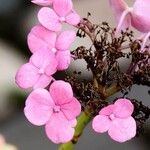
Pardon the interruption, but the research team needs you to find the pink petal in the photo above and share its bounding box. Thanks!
[49,80,73,105]
[53,0,73,17]
[131,13,150,33]
[114,99,134,118]
[99,105,114,116]
[33,74,52,89]
[45,62,58,76]
[108,117,136,143]
[92,115,111,133]
[69,119,77,127]
[30,47,57,71]
[61,97,81,120]
[15,63,39,89]
[56,30,76,50]
[38,7,62,32]
[66,11,80,26]
[56,50,71,71]
[109,0,131,32]
[27,25,57,53]
[117,11,131,33]
[45,112,75,144]
[109,0,128,23]
[132,0,150,33]
[24,89,54,126]
[32,0,53,6]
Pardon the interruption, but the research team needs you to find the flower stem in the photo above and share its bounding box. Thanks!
[58,81,122,150]
[58,110,92,150]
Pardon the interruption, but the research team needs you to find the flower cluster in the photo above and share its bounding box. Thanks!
[15,0,81,144]
[15,0,150,147]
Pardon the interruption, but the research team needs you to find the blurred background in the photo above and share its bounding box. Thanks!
[0,0,149,149]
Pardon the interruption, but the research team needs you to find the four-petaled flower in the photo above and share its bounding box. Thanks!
[110,0,150,51]
[92,98,136,143]
[28,25,76,70]
[38,0,80,32]
[15,48,58,89]
[24,80,81,143]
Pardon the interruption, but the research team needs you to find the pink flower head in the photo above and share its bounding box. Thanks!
[92,98,136,143]
[28,25,76,70]
[24,80,81,143]
[38,0,80,31]
[32,0,53,6]
[110,0,150,33]
[110,0,150,51]
[15,48,58,89]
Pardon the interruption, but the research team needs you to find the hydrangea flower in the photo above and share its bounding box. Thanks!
[28,25,76,70]
[32,0,53,6]
[109,0,130,32]
[38,0,80,31]
[24,80,81,143]
[15,48,58,89]
[110,0,150,51]
[92,98,136,143]
[110,0,150,33]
